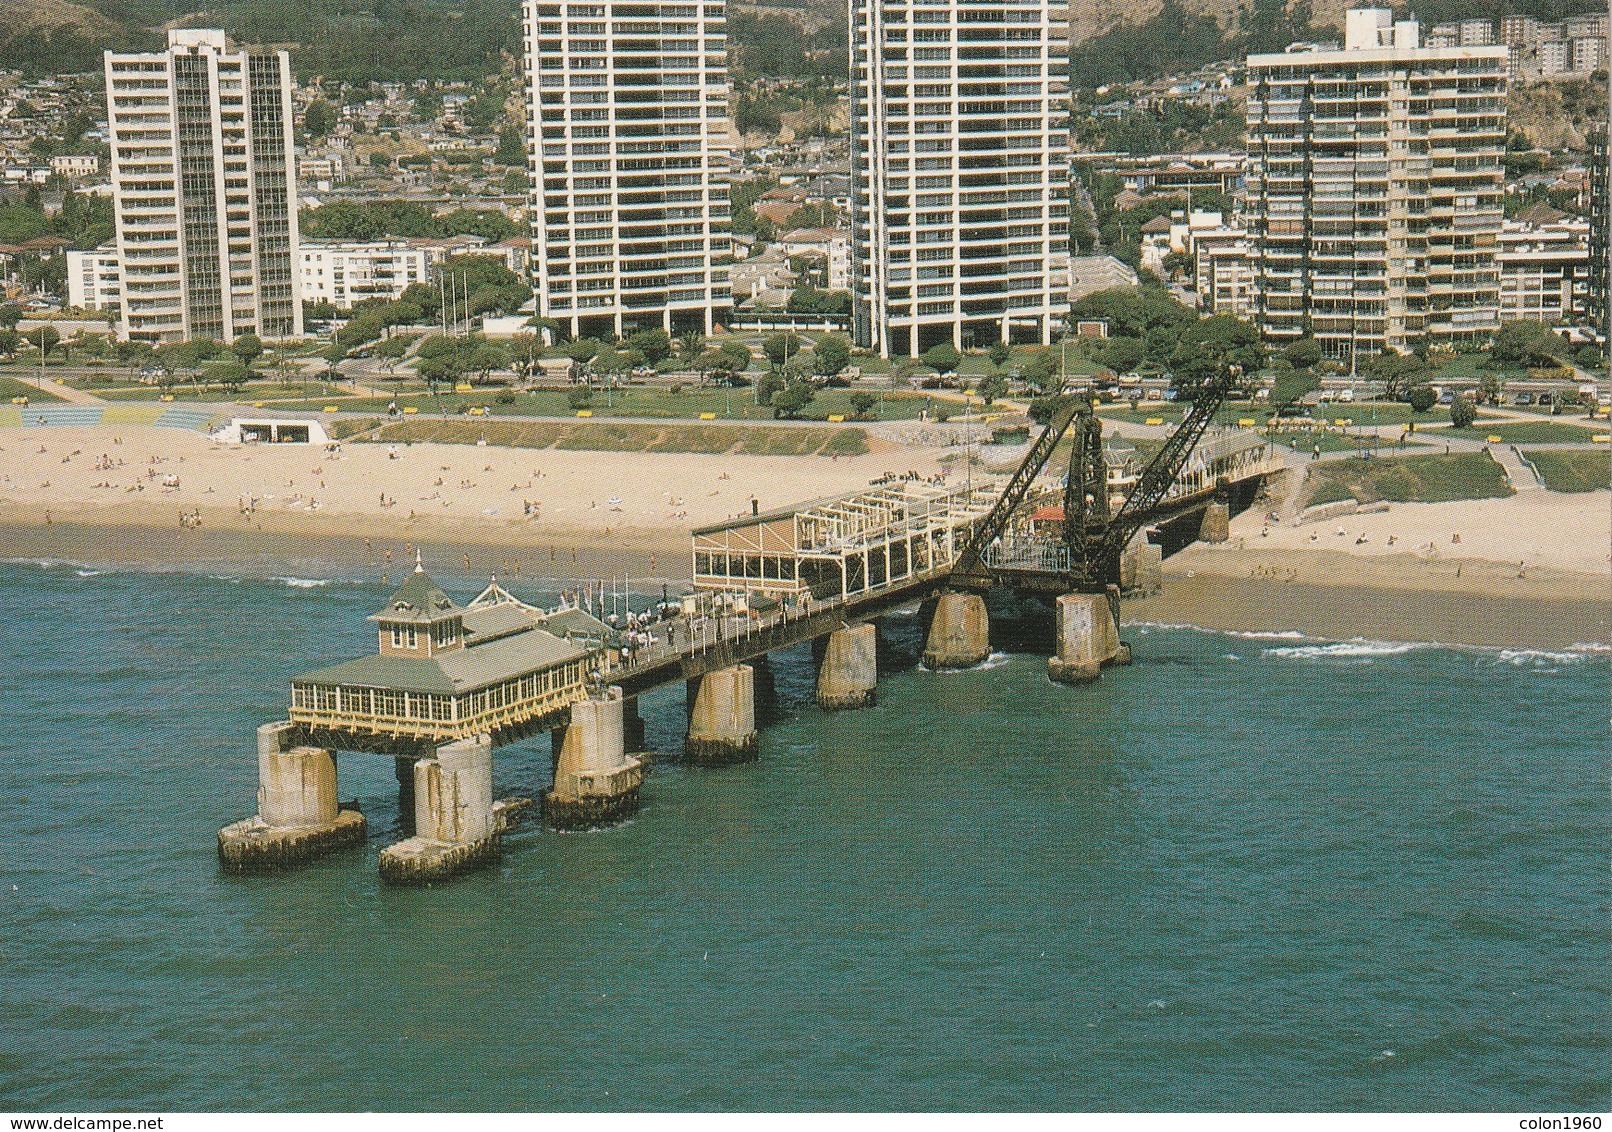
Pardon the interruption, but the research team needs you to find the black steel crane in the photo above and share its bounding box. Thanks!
[951,365,1245,593]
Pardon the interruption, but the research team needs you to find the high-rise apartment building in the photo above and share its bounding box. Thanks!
[850,0,1070,358]
[523,0,733,339]
[1589,126,1608,337]
[1245,8,1507,358]
[104,30,301,344]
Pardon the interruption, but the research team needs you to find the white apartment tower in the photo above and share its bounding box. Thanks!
[523,0,733,339]
[104,30,302,344]
[1245,9,1507,357]
[851,0,1070,358]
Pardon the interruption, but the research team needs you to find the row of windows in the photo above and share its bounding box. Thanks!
[292,658,592,726]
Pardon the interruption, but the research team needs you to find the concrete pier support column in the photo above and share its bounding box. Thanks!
[686,664,759,765]
[378,734,503,885]
[218,721,367,872]
[623,696,647,756]
[1121,541,1163,596]
[751,654,779,726]
[1199,501,1230,544]
[922,590,990,670]
[1047,592,1122,685]
[544,687,649,830]
[395,755,417,835]
[817,622,878,710]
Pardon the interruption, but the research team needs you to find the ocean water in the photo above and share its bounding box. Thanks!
[0,561,1607,1112]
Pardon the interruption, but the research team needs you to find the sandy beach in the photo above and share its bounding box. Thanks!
[2,424,1608,649]
[0,424,950,580]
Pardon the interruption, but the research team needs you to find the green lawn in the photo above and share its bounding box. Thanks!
[0,377,67,403]
[1303,451,1512,504]
[359,418,870,457]
[1454,420,1605,444]
[1525,449,1611,493]
[1307,402,1460,426]
[325,386,934,423]
[1268,429,1361,454]
[98,381,352,403]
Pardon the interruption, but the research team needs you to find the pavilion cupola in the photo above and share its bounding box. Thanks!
[368,554,465,657]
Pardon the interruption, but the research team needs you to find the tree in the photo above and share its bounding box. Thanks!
[764,332,802,369]
[302,100,336,141]
[567,386,593,409]
[1168,314,1264,400]
[678,330,707,363]
[1069,286,1197,341]
[922,342,963,374]
[693,348,726,378]
[0,303,21,330]
[509,332,541,377]
[1477,373,1502,405]
[812,333,851,377]
[1573,342,1605,370]
[772,382,815,419]
[977,373,1009,405]
[988,341,1012,368]
[416,355,462,391]
[1449,395,1477,429]
[1098,335,1147,374]
[0,329,19,357]
[231,333,264,372]
[1270,369,1320,410]
[719,340,752,373]
[26,325,59,359]
[1283,338,1323,370]
[756,371,785,406]
[1027,395,1070,425]
[466,342,510,382]
[215,363,250,394]
[625,328,672,365]
[1489,320,1564,369]
[1406,385,1437,413]
[563,337,604,364]
[495,127,525,166]
[590,346,630,376]
[849,390,878,419]
[1019,349,1058,391]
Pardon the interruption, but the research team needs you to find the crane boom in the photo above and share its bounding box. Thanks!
[950,397,1081,589]
[1072,365,1245,590]
[948,364,1246,594]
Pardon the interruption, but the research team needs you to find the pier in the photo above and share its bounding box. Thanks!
[220,398,1281,884]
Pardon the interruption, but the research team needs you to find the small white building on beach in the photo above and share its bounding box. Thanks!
[212,417,333,446]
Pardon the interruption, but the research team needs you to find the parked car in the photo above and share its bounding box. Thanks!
[1513,392,1535,406]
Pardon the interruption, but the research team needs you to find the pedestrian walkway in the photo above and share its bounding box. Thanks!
[1492,443,1543,491]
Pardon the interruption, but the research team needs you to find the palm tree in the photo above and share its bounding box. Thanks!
[679,330,707,365]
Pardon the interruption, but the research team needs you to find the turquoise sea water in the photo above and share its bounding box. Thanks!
[0,560,1607,1112]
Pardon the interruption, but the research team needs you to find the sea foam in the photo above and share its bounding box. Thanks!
[1262,639,1425,662]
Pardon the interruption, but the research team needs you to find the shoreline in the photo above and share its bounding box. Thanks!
[3,517,1607,653]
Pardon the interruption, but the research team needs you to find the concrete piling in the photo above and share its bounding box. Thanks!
[1199,500,1230,544]
[379,734,503,886]
[218,721,367,872]
[922,590,990,669]
[544,687,649,830]
[817,622,878,709]
[1120,541,1163,596]
[751,654,779,726]
[686,664,759,765]
[1047,592,1123,685]
[623,695,647,756]
[395,755,417,835]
